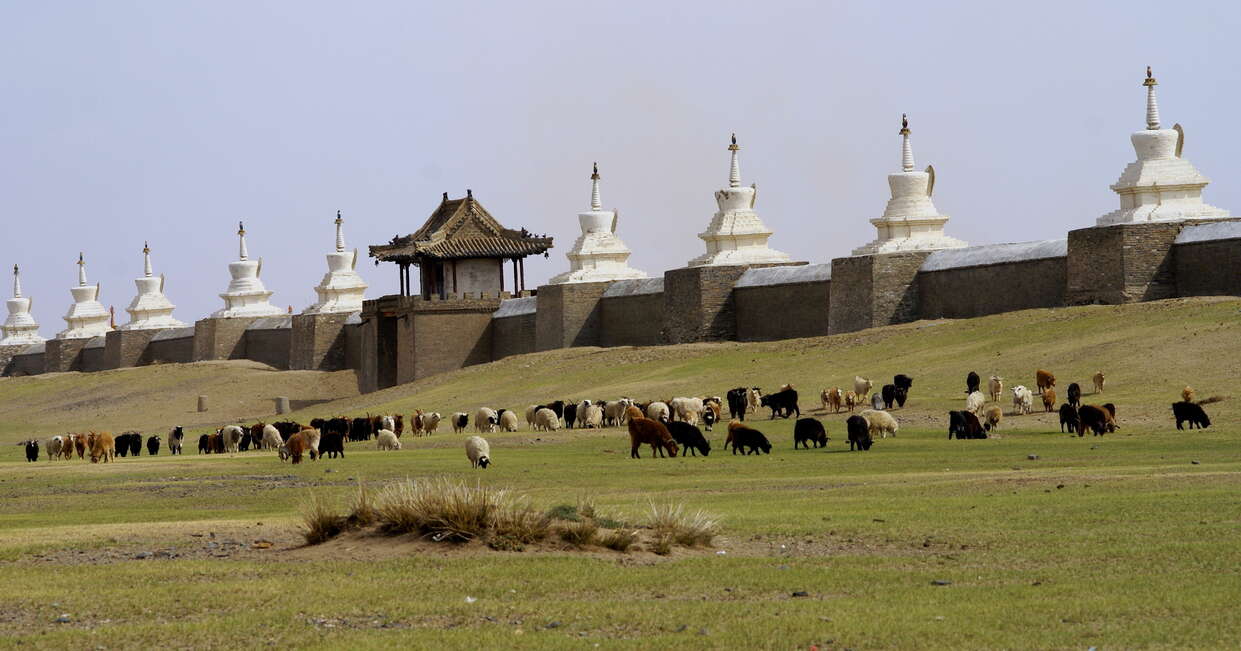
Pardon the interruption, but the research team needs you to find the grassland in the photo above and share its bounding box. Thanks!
[1,297,1239,649]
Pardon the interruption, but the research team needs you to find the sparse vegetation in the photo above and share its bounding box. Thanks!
[300,492,347,545]
[647,500,720,547]
[600,528,640,552]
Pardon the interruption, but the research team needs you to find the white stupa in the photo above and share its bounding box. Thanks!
[56,253,112,340]
[303,211,368,315]
[548,163,648,284]
[687,134,791,267]
[1097,67,1230,226]
[211,222,282,318]
[1,265,44,346]
[852,115,967,255]
[120,242,185,330]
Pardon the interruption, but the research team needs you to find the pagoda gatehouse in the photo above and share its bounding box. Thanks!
[369,190,553,299]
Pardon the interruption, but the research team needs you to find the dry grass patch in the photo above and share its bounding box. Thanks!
[647,500,720,548]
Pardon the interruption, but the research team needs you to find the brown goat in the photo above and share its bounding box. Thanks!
[627,409,679,459]
[73,434,86,459]
[1182,386,1195,403]
[89,432,115,463]
[284,430,310,464]
[1036,369,1056,392]
[1042,387,1057,412]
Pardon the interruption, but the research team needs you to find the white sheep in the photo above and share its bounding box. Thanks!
[646,401,670,422]
[220,425,245,453]
[376,429,401,450]
[1011,385,1034,415]
[582,404,604,428]
[451,412,469,434]
[475,407,498,433]
[746,388,762,413]
[988,376,1003,402]
[45,436,64,461]
[965,391,986,415]
[524,405,538,427]
[302,428,322,459]
[670,397,704,425]
[498,410,520,432]
[859,408,899,438]
[380,415,395,432]
[603,399,632,427]
[422,412,441,435]
[983,405,1003,431]
[853,376,873,400]
[465,436,491,469]
[533,407,561,431]
[261,424,283,451]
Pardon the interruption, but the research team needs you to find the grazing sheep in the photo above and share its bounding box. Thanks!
[666,421,710,456]
[1011,386,1034,415]
[965,391,986,415]
[853,377,873,401]
[524,405,538,427]
[146,436,160,456]
[465,436,491,468]
[966,371,981,395]
[1182,386,1195,403]
[670,397,705,425]
[475,408,498,434]
[793,418,828,449]
[498,410,520,432]
[89,432,115,463]
[845,415,872,451]
[988,375,1003,402]
[860,409,899,439]
[45,436,63,461]
[760,388,800,419]
[451,412,469,433]
[533,407,561,432]
[422,412,441,435]
[1042,388,1057,413]
[582,404,604,428]
[1172,401,1211,430]
[1036,369,1056,393]
[823,387,843,413]
[604,399,634,427]
[646,401,670,423]
[1067,383,1082,408]
[1076,405,1115,437]
[628,409,679,458]
[983,405,1003,431]
[1093,371,1106,393]
[726,421,771,455]
[844,391,857,412]
[1059,404,1079,433]
[376,429,402,450]
[219,425,244,453]
[261,424,283,450]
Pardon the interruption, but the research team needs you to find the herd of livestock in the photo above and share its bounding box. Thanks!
[19,368,1220,465]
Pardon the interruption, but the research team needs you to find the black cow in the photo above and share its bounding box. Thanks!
[146,436,160,456]
[846,415,872,451]
[1067,383,1082,408]
[893,374,914,392]
[666,421,710,456]
[1059,404,1079,433]
[793,418,828,449]
[1077,405,1112,437]
[320,431,346,458]
[966,371,981,395]
[727,424,771,455]
[948,411,985,439]
[25,440,39,462]
[760,388,800,419]
[544,401,565,422]
[198,434,210,454]
[128,433,142,457]
[564,403,578,429]
[1172,401,1211,430]
[881,384,897,409]
[350,417,373,442]
[726,388,748,422]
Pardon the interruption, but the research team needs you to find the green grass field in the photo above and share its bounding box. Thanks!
[1,297,1239,649]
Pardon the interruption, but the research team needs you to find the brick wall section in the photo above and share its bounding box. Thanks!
[1067,223,1185,304]
[290,313,351,371]
[104,329,162,369]
[44,338,91,373]
[492,313,536,360]
[662,265,749,343]
[600,292,665,347]
[244,328,291,370]
[734,280,831,341]
[534,282,610,351]
[0,344,26,376]
[918,257,1067,319]
[8,351,45,376]
[343,323,364,371]
[871,252,932,328]
[827,256,874,334]
[81,343,107,372]
[408,300,497,381]
[146,336,193,364]
[193,317,257,361]
[1175,239,1241,296]
[829,253,928,334]
[356,308,381,393]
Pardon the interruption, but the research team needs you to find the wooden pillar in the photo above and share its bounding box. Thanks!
[519,258,526,292]
[499,258,505,293]
[398,263,405,296]
[451,260,458,295]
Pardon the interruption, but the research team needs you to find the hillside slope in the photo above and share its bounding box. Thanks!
[2,296,1237,443]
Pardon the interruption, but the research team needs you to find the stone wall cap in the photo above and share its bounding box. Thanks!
[735,263,832,288]
[1175,221,1241,244]
[493,296,537,318]
[19,342,45,355]
[602,277,665,297]
[246,316,293,331]
[344,312,363,325]
[921,239,1067,272]
[151,326,196,341]
[84,335,107,349]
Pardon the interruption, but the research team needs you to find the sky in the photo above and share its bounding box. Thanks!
[3,1,1240,337]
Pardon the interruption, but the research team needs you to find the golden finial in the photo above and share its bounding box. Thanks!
[143,241,150,254]
[591,162,599,180]
[77,252,84,266]
[728,133,739,151]
[1143,65,1157,87]
[899,113,910,136]
[238,221,246,235]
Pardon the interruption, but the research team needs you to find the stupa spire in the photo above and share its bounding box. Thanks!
[77,253,87,286]
[900,114,915,172]
[13,264,21,299]
[238,221,249,260]
[334,210,346,252]
[590,162,602,211]
[728,133,741,188]
[2,263,44,346]
[142,242,153,277]
[1143,66,1161,130]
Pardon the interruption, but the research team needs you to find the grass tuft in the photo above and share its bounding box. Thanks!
[647,500,720,547]
[599,528,639,552]
[557,519,599,547]
[301,492,348,545]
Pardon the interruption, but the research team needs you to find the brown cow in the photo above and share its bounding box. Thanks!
[1076,405,1116,437]
[1042,387,1057,413]
[60,434,77,460]
[1036,369,1056,393]
[393,414,405,437]
[90,432,115,463]
[823,387,843,413]
[626,406,679,459]
[283,430,310,464]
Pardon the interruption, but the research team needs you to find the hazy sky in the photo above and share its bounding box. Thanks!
[3,1,1239,336]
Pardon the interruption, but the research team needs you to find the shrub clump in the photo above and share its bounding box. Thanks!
[599,528,640,552]
[647,501,720,548]
[373,477,551,547]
